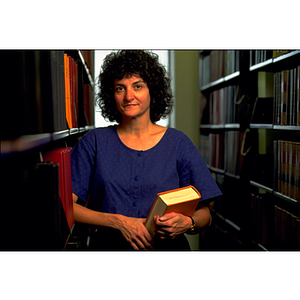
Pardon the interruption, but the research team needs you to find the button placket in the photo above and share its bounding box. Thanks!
[131,151,143,209]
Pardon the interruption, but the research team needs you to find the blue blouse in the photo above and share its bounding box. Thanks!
[71,126,221,218]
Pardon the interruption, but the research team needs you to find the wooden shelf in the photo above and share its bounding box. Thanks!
[250,180,273,193]
[208,166,225,174]
[1,133,52,155]
[249,58,273,71]
[199,49,300,250]
[273,191,298,204]
[249,50,300,72]
[200,123,240,130]
[250,124,273,129]
[250,181,300,206]
[1,125,95,156]
[273,125,300,131]
[273,50,300,63]
[200,71,240,92]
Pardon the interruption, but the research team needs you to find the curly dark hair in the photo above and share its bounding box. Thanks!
[96,50,173,124]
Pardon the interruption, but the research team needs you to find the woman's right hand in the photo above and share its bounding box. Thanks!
[117,215,153,250]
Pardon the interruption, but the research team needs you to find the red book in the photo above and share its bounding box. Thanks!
[44,148,74,230]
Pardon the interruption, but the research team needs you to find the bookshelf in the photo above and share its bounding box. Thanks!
[0,50,95,250]
[198,50,300,251]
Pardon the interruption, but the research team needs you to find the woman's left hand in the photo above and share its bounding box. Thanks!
[153,212,191,239]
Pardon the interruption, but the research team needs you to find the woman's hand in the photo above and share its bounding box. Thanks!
[153,212,192,239]
[117,216,153,250]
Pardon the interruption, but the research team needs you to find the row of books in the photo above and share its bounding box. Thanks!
[250,194,300,250]
[250,193,272,248]
[272,50,292,59]
[199,50,240,87]
[224,131,244,176]
[249,50,292,67]
[249,50,273,67]
[274,140,300,202]
[199,131,244,176]
[208,133,223,170]
[1,50,94,141]
[273,66,300,126]
[208,85,239,124]
[64,53,91,130]
[43,147,74,231]
[1,147,73,249]
[274,205,300,250]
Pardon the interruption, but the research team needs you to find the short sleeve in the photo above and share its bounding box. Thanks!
[177,133,222,201]
[71,132,96,202]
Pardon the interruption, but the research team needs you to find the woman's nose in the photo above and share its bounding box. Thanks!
[125,88,134,101]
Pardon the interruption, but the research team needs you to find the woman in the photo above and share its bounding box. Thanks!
[71,50,222,250]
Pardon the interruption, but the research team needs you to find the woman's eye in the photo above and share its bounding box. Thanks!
[115,86,123,91]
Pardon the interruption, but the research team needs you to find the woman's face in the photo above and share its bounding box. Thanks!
[113,75,151,121]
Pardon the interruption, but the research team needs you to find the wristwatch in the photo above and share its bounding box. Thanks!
[188,216,195,232]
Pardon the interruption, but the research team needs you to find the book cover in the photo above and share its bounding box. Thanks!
[43,147,74,230]
[64,54,72,129]
[76,59,88,127]
[145,186,201,237]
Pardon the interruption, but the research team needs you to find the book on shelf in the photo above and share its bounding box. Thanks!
[36,50,76,134]
[1,50,94,142]
[249,50,273,67]
[273,71,281,125]
[43,147,74,230]
[199,54,210,88]
[210,50,224,82]
[1,51,66,140]
[224,130,244,176]
[208,85,238,125]
[33,162,70,249]
[145,186,201,237]
[208,133,224,170]
[298,65,300,126]
[250,193,273,248]
[273,66,299,126]
[64,54,75,129]
[274,205,300,249]
[199,50,240,88]
[272,50,291,59]
[224,50,239,76]
[1,157,70,249]
[276,140,300,202]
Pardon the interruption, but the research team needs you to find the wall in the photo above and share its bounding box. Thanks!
[169,50,201,250]
[169,50,200,148]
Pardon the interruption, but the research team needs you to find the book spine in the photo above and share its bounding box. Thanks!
[296,143,300,203]
[298,66,300,126]
[281,70,288,126]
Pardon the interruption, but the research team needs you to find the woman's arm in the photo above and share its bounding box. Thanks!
[72,193,153,250]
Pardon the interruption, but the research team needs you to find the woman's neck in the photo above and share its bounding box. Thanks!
[116,119,166,151]
[117,117,154,137]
